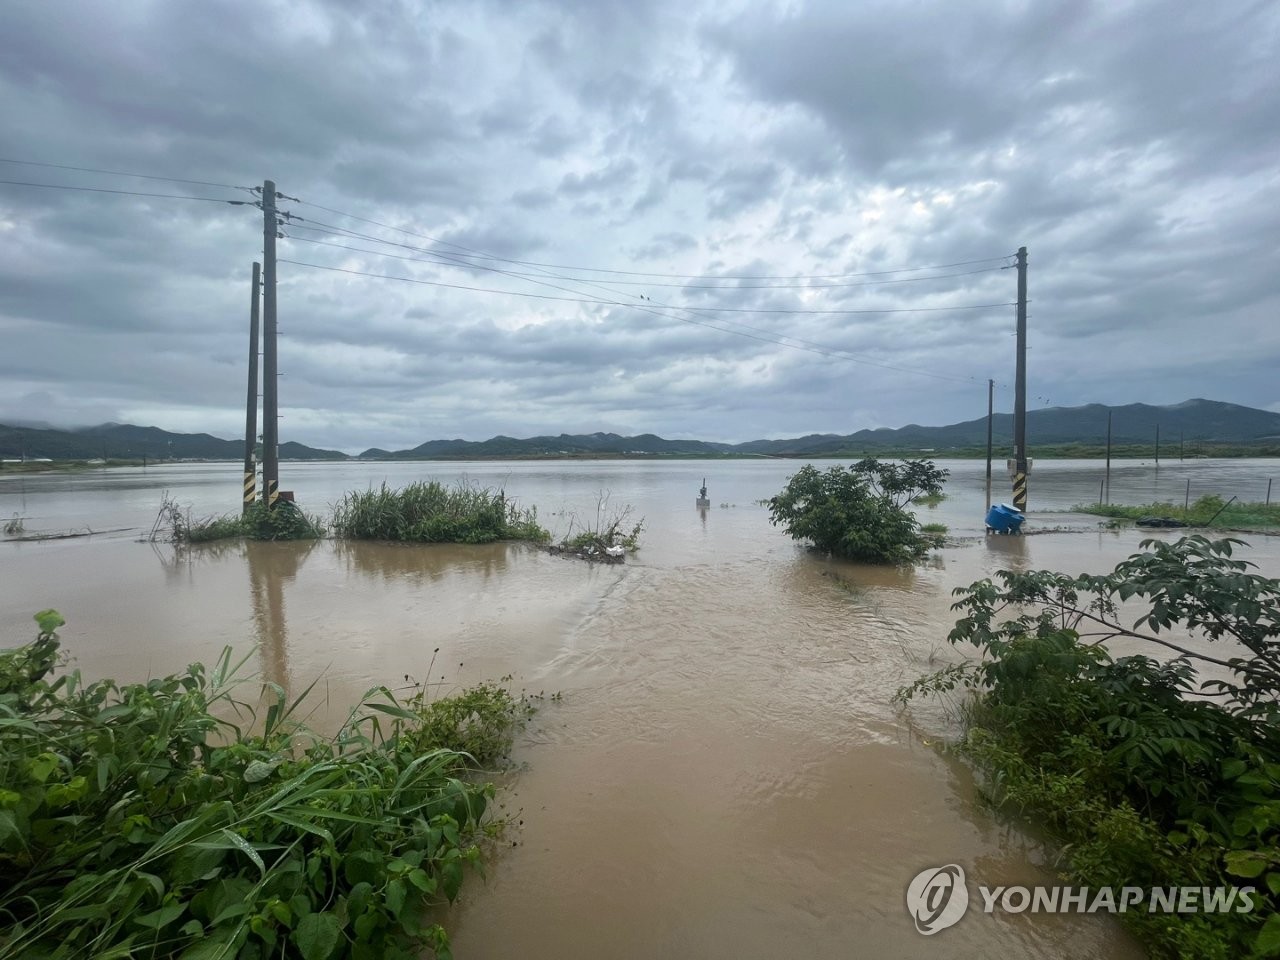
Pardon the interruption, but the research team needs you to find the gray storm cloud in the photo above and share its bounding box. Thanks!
[1,0,1277,452]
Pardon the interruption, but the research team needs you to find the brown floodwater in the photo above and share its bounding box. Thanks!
[2,458,1278,958]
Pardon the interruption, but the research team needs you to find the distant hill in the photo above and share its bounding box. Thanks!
[364,432,731,459]
[0,422,347,461]
[357,399,1280,459]
[5,398,1277,463]
[738,398,1280,456]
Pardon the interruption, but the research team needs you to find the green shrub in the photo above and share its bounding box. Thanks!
[0,611,535,959]
[331,482,548,544]
[897,536,1280,957]
[767,459,948,564]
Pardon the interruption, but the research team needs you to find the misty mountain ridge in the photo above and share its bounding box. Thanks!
[2,399,1278,462]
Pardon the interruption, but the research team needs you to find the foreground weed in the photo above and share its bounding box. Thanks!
[0,612,534,960]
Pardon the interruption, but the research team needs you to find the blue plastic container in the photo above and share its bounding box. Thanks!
[985,503,1025,534]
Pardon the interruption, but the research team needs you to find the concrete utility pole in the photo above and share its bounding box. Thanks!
[261,182,279,507]
[1012,246,1029,511]
[1155,423,1161,465]
[985,379,994,508]
[1105,410,1112,504]
[243,261,261,513]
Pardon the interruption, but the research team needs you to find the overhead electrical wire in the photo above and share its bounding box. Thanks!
[281,219,1002,383]
[0,162,1004,386]
[281,221,1007,387]
[281,241,1013,317]
[0,179,252,204]
[279,257,981,384]
[295,195,1011,281]
[0,157,251,191]
[286,224,1006,290]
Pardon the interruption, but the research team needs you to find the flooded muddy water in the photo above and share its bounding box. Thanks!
[2,457,1278,957]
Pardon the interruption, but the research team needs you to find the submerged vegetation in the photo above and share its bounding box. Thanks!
[767,459,948,564]
[331,482,548,544]
[1077,494,1280,530]
[897,536,1280,958]
[153,496,324,543]
[0,611,535,960]
[154,482,548,546]
[551,495,643,563]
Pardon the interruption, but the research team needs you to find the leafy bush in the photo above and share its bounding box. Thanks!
[897,536,1280,958]
[405,679,534,768]
[0,612,536,960]
[767,459,948,564]
[331,482,548,544]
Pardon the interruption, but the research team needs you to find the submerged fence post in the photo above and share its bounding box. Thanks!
[1268,478,1273,508]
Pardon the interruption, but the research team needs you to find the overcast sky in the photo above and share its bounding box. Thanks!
[1,0,1277,453]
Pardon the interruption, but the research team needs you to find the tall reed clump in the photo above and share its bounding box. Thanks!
[153,496,324,544]
[331,482,548,544]
[0,611,534,960]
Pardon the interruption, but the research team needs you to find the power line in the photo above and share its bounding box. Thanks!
[278,252,1013,317]
[278,258,982,383]
[295,195,1010,281]
[287,229,1005,290]
[0,157,250,191]
[0,179,252,204]
[282,232,1002,383]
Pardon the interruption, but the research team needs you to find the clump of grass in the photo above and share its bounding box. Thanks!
[1076,494,1280,529]
[3,514,23,536]
[185,513,247,542]
[184,501,324,542]
[331,481,548,544]
[0,610,535,960]
[919,521,949,548]
[913,491,947,507]
[150,494,323,543]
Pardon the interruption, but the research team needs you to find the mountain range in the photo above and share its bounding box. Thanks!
[2,399,1278,462]
[0,422,345,462]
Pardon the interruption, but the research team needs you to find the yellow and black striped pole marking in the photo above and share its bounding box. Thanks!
[242,472,256,512]
[267,478,279,508]
[1012,472,1028,513]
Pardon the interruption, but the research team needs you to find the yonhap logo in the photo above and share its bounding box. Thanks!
[905,863,1257,935]
[906,864,969,935]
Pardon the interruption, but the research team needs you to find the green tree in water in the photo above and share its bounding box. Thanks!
[767,458,948,564]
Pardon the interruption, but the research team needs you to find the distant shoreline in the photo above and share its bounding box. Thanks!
[5,447,1280,474]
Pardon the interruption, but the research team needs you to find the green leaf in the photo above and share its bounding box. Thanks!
[1224,850,1268,878]
[384,878,406,918]
[34,609,65,634]
[294,911,342,960]
[179,937,237,960]
[1256,913,1280,956]
[136,902,186,929]
[209,828,267,876]
[243,759,282,784]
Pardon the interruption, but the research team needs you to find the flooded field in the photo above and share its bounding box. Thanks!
[2,457,1278,958]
